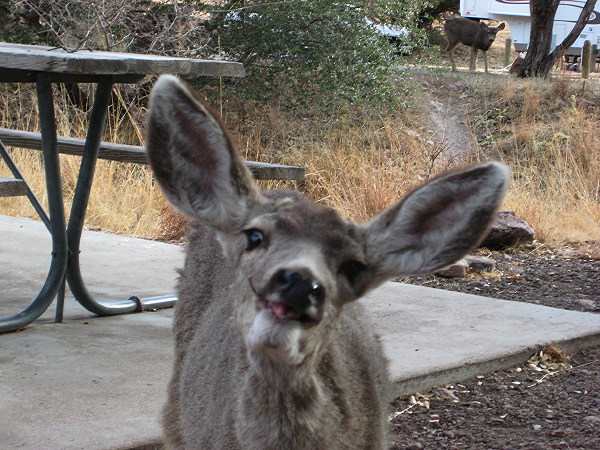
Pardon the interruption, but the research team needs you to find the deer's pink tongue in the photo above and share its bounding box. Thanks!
[268,301,301,320]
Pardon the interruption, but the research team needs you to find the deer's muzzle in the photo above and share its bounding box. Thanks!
[260,269,324,323]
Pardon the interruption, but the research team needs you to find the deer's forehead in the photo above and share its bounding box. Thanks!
[249,194,363,253]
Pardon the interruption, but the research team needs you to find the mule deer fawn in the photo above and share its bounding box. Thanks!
[145,75,510,449]
[444,18,506,73]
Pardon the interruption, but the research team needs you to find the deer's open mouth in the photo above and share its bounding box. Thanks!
[257,298,319,324]
[250,275,322,325]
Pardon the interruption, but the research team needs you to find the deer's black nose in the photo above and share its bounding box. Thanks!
[272,269,324,312]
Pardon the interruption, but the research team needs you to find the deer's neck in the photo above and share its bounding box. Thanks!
[238,351,340,448]
[247,345,319,393]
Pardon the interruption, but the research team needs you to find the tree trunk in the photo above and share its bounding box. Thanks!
[519,0,597,78]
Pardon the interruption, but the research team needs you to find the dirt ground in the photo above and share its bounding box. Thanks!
[389,244,600,449]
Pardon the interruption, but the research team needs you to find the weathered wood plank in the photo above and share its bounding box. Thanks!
[0,128,149,163]
[0,68,145,84]
[0,176,27,197]
[0,43,245,78]
[0,128,305,181]
[0,43,128,75]
[244,161,306,181]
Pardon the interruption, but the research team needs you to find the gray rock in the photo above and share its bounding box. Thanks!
[436,259,469,278]
[433,387,460,402]
[442,430,456,439]
[576,299,597,310]
[487,417,505,424]
[480,211,535,250]
[465,255,496,272]
[507,266,525,276]
[583,415,600,423]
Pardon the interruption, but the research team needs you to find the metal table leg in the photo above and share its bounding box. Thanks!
[0,74,69,333]
[1,76,176,332]
[64,79,177,315]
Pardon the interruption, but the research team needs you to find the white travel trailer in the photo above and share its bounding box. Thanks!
[460,0,600,56]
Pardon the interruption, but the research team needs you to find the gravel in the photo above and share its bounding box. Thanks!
[389,244,600,449]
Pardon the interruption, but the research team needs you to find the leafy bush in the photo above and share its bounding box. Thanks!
[1,0,433,111]
[202,1,401,110]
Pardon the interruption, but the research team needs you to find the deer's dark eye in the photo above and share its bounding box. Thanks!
[244,229,264,251]
[339,260,367,285]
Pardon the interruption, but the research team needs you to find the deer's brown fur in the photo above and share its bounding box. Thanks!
[145,75,510,449]
[444,18,506,72]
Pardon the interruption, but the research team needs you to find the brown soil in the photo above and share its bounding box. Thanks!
[389,244,600,449]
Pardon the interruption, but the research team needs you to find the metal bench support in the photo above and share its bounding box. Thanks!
[63,79,178,316]
[0,74,69,332]
[0,76,176,333]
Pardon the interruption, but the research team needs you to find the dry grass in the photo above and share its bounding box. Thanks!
[464,75,600,243]
[232,108,449,223]
[0,84,172,239]
[0,83,447,240]
[1,75,599,246]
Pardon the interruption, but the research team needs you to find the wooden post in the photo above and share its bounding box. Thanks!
[581,40,591,79]
[592,44,598,72]
[504,38,513,67]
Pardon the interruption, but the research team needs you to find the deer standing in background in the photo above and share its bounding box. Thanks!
[444,18,506,73]
[145,75,510,449]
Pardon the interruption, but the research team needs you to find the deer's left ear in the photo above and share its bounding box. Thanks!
[362,162,510,287]
[497,22,506,31]
[145,75,264,232]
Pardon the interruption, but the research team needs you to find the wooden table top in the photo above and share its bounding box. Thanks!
[0,42,245,78]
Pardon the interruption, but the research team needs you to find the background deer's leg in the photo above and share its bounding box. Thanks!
[469,46,478,71]
[446,43,459,71]
[483,51,489,73]
[450,50,458,71]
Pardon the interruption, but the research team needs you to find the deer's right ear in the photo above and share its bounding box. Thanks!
[146,75,264,232]
[363,162,510,285]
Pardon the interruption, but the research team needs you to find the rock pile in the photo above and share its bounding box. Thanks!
[435,211,534,278]
[480,210,535,250]
[436,255,496,278]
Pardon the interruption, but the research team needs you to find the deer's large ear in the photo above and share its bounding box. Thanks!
[496,22,506,31]
[363,162,509,285]
[145,75,264,231]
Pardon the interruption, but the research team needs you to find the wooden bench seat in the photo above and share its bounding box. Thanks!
[0,176,27,197]
[0,128,305,181]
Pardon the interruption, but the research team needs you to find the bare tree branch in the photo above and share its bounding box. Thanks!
[550,0,597,60]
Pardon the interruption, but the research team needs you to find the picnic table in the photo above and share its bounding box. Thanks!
[0,42,304,333]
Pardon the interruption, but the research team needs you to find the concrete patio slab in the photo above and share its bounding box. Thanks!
[1,215,599,449]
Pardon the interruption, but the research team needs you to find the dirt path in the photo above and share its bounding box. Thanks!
[428,94,477,161]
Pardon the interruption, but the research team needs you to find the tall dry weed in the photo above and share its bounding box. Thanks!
[228,108,449,224]
[2,83,448,239]
[2,76,598,245]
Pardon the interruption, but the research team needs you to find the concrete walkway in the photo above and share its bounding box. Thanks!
[1,215,599,449]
